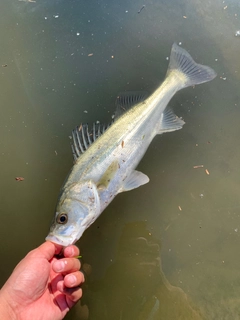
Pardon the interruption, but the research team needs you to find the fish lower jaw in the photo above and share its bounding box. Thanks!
[45,234,76,247]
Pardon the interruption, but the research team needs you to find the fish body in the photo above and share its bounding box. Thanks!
[46,43,216,246]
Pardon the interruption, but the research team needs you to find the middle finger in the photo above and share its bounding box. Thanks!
[53,257,81,274]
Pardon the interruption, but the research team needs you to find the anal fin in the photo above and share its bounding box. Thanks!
[158,107,185,134]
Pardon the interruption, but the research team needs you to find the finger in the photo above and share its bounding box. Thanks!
[52,257,81,274]
[57,281,83,303]
[64,271,85,288]
[63,245,80,258]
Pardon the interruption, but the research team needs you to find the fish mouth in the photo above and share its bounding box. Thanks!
[45,234,76,247]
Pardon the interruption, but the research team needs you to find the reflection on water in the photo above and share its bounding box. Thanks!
[75,222,203,320]
[1,0,240,319]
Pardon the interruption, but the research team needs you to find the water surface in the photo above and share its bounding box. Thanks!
[1,0,240,319]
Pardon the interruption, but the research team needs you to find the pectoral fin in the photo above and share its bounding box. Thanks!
[97,160,119,190]
[119,170,149,192]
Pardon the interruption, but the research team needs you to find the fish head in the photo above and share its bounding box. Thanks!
[45,198,88,246]
[46,181,101,246]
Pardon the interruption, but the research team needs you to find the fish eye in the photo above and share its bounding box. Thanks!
[57,213,68,224]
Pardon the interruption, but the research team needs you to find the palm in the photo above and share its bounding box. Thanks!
[8,256,69,320]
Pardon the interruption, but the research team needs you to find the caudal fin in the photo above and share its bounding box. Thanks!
[167,43,217,88]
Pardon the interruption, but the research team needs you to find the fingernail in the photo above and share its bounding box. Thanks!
[67,274,77,286]
[54,260,65,272]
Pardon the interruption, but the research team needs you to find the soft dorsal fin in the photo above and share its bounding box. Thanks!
[115,91,149,119]
[158,107,185,134]
[71,122,111,161]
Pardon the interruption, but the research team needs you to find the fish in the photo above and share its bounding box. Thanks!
[46,43,216,246]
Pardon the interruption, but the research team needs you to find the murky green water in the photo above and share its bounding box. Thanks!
[1,0,240,319]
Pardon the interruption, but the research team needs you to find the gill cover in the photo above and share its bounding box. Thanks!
[66,180,101,229]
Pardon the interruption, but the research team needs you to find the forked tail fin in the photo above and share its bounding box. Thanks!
[167,43,217,88]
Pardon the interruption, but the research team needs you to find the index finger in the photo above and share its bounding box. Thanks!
[63,245,80,258]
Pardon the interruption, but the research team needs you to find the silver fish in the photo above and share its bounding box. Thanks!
[46,43,216,246]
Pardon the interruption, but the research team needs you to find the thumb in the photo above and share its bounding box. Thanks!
[36,241,63,261]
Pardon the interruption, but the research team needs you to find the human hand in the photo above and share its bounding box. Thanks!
[0,241,84,320]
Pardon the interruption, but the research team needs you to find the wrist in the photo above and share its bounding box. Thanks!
[0,289,18,320]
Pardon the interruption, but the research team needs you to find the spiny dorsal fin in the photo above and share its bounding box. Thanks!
[71,122,111,161]
[115,91,149,119]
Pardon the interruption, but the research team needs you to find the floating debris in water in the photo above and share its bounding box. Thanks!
[235,30,240,37]
[53,15,59,19]
[193,165,204,169]
[165,224,171,231]
[15,177,24,181]
[18,0,36,2]
[178,206,182,211]
[199,193,204,198]
[2,64,7,67]
[138,5,145,14]
[205,169,210,175]
[88,53,93,57]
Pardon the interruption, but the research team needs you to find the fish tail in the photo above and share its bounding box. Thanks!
[167,43,217,88]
